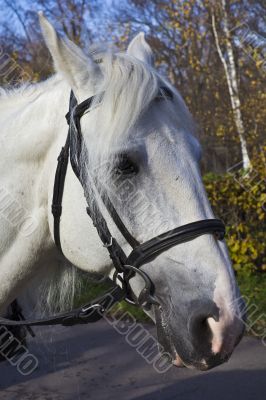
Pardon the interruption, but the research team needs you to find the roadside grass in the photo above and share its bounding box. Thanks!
[76,271,266,336]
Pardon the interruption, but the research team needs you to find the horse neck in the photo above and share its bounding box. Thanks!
[0,75,71,152]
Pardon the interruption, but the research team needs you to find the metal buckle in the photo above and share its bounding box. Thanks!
[81,303,105,314]
[103,237,113,248]
[113,271,124,285]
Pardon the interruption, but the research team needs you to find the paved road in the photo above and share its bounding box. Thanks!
[0,320,265,400]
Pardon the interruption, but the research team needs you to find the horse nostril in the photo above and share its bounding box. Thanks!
[189,313,210,339]
[188,302,220,345]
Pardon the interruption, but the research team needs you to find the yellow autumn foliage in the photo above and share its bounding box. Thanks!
[204,147,266,273]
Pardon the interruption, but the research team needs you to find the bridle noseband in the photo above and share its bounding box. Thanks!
[0,91,225,328]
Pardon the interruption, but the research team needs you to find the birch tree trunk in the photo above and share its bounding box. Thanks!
[211,0,251,169]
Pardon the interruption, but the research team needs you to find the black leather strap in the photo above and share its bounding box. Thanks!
[51,137,70,253]
[69,108,140,249]
[126,219,225,268]
[68,127,128,274]
[95,188,140,249]
[0,286,125,327]
[51,91,77,253]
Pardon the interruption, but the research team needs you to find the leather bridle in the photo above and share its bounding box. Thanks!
[0,91,225,328]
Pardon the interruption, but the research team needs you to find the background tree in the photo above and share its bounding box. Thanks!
[0,0,265,172]
[110,0,265,171]
[211,0,251,169]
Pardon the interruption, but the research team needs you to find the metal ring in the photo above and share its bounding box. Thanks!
[123,265,159,308]
[123,265,153,291]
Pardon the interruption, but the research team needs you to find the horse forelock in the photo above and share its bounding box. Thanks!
[83,50,160,159]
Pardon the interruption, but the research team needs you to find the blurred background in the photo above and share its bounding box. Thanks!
[0,0,265,333]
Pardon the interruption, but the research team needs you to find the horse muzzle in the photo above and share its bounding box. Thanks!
[154,299,245,371]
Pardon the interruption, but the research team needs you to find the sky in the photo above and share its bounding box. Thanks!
[0,0,123,39]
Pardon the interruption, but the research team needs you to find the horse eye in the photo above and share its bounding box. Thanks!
[114,154,138,176]
[157,86,174,101]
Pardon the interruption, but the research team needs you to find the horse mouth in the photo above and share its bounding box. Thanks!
[154,306,186,368]
[154,305,241,371]
[155,308,210,370]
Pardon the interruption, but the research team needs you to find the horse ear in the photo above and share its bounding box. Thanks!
[38,12,99,93]
[127,32,154,65]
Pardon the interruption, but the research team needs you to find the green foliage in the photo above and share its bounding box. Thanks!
[237,270,266,336]
[75,277,113,307]
[204,148,266,274]
[111,300,149,322]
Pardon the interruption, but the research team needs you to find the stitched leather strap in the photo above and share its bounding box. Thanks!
[126,219,225,268]
[0,286,125,327]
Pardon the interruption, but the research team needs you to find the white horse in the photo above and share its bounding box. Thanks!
[0,14,245,370]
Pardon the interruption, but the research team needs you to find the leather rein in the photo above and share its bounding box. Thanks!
[0,91,225,328]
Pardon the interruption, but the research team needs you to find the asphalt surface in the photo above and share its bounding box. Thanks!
[0,320,265,400]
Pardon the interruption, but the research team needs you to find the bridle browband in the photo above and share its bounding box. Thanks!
[0,91,225,328]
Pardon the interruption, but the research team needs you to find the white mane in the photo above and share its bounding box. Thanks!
[0,75,63,108]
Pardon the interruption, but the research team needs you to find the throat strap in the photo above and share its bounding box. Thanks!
[51,135,70,253]
[51,91,77,253]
